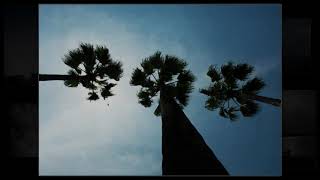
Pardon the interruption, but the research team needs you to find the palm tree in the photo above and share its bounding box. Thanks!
[39,43,123,102]
[200,62,281,121]
[130,51,229,175]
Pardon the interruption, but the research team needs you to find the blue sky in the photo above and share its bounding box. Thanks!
[39,4,282,176]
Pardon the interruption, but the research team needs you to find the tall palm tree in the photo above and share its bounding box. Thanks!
[200,62,281,121]
[130,51,229,175]
[39,43,123,102]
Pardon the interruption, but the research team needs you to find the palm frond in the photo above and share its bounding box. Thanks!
[139,98,153,107]
[205,96,222,110]
[131,51,194,110]
[63,49,83,69]
[177,70,195,83]
[221,62,234,79]
[100,84,115,99]
[219,107,228,118]
[224,76,238,89]
[233,63,253,80]
[61,43,123,103]
[175,80,194,106]
[87,91,99,101]
[104,82,116,91]
[80,43,95,72]
[95,45,111,65]
[176,93,190,107]
[142,78,156,89]
[240,100,260,117]
[227,111,238,121]
[159,70,173,82]
[163,55,187,75]
[210,81,228,100]
[80,79,97,90]
[105,61,123,81]
[207,65,222,82]
[141,58,155,75]
[202,62,267,120]
[96,79,108,86]
[137,89,153,107]
[75,67,83,74]
[242,77,265,94]
[226,106,239,121]
[148,51,163,69]
[199,88,211,96]
[130,68,147,86]
[95,65,107,79]
[235,94,247,104]
[64,78,80,87]
[67,69,80,76]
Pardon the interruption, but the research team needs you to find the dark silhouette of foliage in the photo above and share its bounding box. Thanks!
[130,51,195,115]
[40,43,123,103]
[200,62,281,121]
[64,43,123,101]
[130,52,229,175]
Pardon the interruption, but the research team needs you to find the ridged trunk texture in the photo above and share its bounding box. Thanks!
[160,92,228,175]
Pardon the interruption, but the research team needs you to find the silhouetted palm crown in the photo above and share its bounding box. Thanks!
[200,62,265,121]
[63,43,123,101]
[130,51,195,116]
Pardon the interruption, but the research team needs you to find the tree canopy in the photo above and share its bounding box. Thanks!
[130,51,195,116]
[63,43,123,101]
[200,62,265,121]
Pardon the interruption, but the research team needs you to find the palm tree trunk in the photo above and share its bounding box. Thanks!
[245,94,281,107]
[38,74,75,81]
[160,91,229,175]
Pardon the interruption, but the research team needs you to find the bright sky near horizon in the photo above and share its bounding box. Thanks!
[39,4,282,176]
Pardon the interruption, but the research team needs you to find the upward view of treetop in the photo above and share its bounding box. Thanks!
[130,51,229,175]
[200,62,281,121]
[130,51,195,116]
[39,43,123,102]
